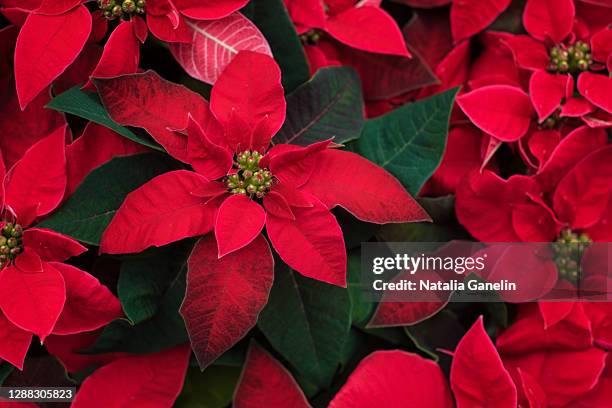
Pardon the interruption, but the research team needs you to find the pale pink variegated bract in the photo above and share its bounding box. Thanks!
[170,12,273,85]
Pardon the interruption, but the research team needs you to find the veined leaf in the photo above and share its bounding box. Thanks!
[170,12,272,85]
[274,67,364,146]
[258,265,351,387]
[86,242,192,354]
[354,87,459,195]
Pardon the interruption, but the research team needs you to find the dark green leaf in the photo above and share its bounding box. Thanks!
[347,251,375,327]
[39,153,181,245]
[274,67,364,146]
[354,87,459,195]
[175,365,241,408]
[118,240,194,325]
[46,86,163,151]
[84,241,192,354]
[404,309,465,364]
[0,363,14,386]
[258,266,351,387]
[250,0,310,93]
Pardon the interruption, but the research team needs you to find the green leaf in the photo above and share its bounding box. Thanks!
[46,86,163,151]
[175,365,241,408]
[258,265,351,388]
[274,67,364,146]
[118,240,194,325]
[347,250,375,327]
[354,87,460,195]
[250,0,310,93]
[86,241,192,354]
[404,309,466,363]
[39,153,181,245]
[0,363,14,386]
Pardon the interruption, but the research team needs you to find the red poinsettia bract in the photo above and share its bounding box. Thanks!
[98,50,427,367]
[328,317,517,408]
[4,0,249,108]
[0,126,121,370]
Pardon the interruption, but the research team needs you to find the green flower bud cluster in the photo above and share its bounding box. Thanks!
[300,30,322,46]
[548,41,592,74]
[99,0,145,20]
[225,150,274,199]
[553,229,592,284]
[0,222,23,270]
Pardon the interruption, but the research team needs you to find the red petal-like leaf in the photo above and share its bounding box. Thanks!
[51,263,122,335]
[536,125,607,191]
[186,115,233,180]
[94,71,209,162]
[457,85,534,142]
[283,0,327,32]
[181,234,273,369]
[100,170,216,254]
[326,6,410,57]
[215,195,266,257]
[72,345,190,408]
[234,342,311,408]
[591,27,612,63]
[23,228,86,262]
[263,191,295,220]
[450,316,517,408]
[0,311,32,370]
[450,0,511,42]
[578,72,612,114]
[210,51,285,151]
[268,140,331,188]
[302,149,429,223]
[66,123,148,195]
[14,5,91,109]
[0,85,65,170]
[5,125,67,225]
[523,0,575,43]
[529,71,570,122]
[173,0,248,19]
[502,347,606,407]
[0,262,66,341]
[553,146,612,229]
[422,125,484,196]
[503,35,549,71]
[266,196,346,287]
[88,20,140,84]
[456,171,544,241]
[497,303,592,354]
[169,13,272,85]
[329,350,454,408]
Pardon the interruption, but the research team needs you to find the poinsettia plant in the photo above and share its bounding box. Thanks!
[0,0,610,407]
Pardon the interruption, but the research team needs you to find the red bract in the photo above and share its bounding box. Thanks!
[6,0,250,108]
[71,345,190,408]
[329,317,516,408]
[234,342,311,408]
[0,127,121,370]
[98,51,427,367]
[457,133,612,243]
[285,0,409,57]
[285,0,419,102]
[497,303,609,407]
